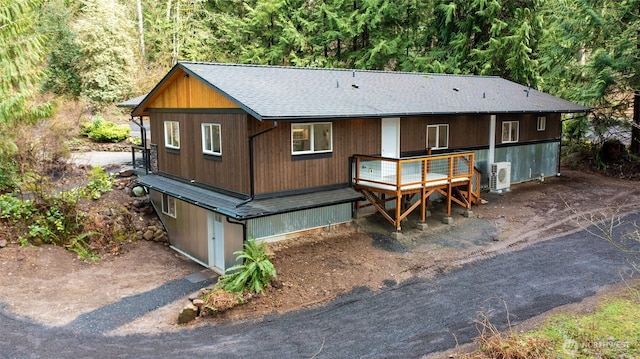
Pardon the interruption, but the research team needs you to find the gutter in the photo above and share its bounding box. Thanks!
[236,121,278,207]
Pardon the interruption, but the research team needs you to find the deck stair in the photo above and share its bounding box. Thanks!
[352,152,480,231]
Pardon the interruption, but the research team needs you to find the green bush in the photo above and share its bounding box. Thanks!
[80,166,114,199]
[81,117,130,143]
[217,239,276,294]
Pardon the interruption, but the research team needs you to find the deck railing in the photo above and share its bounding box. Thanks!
[353,152,475,193]
[352,151,480,231]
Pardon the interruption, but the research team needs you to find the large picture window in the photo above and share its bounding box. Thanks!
[202,123,222,155]
[502,121,519,143]
[162,193,176,218]
[164,121,180,149]
[426,124,449,149]
[291,123,332,155]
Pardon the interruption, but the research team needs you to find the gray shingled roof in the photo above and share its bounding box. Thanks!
[137,174,363,219]
[117,94,147,108]
[158,62,589,120]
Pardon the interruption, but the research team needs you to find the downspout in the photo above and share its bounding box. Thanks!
[488,114,496,176]
[226,216,247,244]
[236,121,278,207]
[557,115,563,177]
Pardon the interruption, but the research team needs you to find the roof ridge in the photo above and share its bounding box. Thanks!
[177,61,500,79]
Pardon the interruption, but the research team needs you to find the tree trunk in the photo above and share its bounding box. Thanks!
[631,90,640,155]
[137,0,145,59]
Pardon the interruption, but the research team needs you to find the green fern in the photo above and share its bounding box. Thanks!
[217,239,276,294]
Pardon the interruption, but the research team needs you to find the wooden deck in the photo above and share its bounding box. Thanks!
[352,152,481,231]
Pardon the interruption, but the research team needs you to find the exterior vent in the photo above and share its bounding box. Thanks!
[490,162,511,192]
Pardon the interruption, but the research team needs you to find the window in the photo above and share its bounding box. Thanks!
[426,124,449,149]
[502,121,519,143]
[202,123,222,155]
[537,116,546,131]
[162,193,176,218]
[164,121,180,149]
[291,123,332,154]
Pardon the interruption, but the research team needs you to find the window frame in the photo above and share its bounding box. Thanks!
[291,122,333,155]
[161,193,176,218]
[501,121,519,143]
[164,121,180,149]
[202,123,222,156]
[537,116,546,131]
[426,124,449,150]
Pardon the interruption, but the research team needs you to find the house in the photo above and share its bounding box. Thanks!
[121,62,588,273]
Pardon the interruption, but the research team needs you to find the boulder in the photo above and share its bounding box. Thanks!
[132,186,145,197]
[178,303,198,324]
[142,230,155,241]
[192,299,205,308]
[0,239,7,248]
[117,169,135,178]
[132,199,148,208]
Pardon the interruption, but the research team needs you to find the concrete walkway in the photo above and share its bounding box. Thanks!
[70,151,134,168]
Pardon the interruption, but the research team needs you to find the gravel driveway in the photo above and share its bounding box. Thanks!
[2,212,638,359]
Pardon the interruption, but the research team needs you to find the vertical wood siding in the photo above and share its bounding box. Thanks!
[149,112,251,194]
[145,68,240,109]
[251,118,381,194]
[497,113,561,143]
[400,115,491,152]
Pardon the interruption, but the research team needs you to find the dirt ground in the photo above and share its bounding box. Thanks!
[1,166,640,336]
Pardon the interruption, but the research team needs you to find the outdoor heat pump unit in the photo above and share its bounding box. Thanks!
[490,162,511,193]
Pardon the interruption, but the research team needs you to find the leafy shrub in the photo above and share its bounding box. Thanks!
[0,194,35,222]
[0,168,114,261]
[80,166,114,199]
[217,239,276,294]
[81,116,130,143]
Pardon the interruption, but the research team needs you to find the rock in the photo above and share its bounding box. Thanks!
[132,199,147,208]
[0,239,7,248]
[118,169,134,178]
[143,206,155,214]
[143,230,155,241]
[147,225,157,232]
[153,229,164,238]
[123,187,132,196]
[177,303,198,324]
[154,234,167,243]
[192,299,205,308]
[102,208,116,217]
[132,186,145,197]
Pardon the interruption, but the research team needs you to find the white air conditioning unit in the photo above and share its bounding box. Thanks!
[490,162,511,192]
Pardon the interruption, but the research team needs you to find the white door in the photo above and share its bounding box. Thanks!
[381,117,400,177]
[381,117,400,158]
[208,213,225,272]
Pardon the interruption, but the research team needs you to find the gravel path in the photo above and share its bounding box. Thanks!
[1,212,638,359]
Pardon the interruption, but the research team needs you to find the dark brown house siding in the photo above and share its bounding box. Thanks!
[149,112,251,195]
[251,118,381,195]
[497,113,561,143]
[400,115,491,153]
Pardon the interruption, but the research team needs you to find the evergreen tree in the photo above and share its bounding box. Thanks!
[0,0,51,123]
[73,0,138,109]
[40,0,83,97]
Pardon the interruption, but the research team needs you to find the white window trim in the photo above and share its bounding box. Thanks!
[164,121,180,149]
[502,121,519,143]
[162,193,176,218]
[291,122,333,155]
[202,123,222,156]
[537,116,546,131]
[426,124,449,150]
